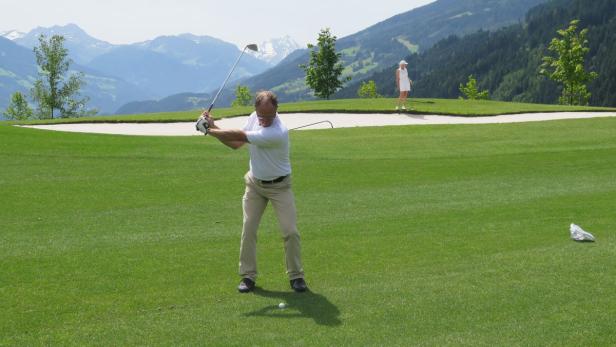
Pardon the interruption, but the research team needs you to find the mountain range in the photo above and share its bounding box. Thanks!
[172,0,547,113]
[0,25,297,116]
[117,0,551,114]
[0,36,153,116]
[4,0,586,117]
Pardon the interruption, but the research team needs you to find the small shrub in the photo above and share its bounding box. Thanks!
[231,85,253,107]
[3,92,33,120]
[357,80,380,98]
[459,75,489,100]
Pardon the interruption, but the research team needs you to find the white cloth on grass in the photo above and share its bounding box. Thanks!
[570,223,595,242]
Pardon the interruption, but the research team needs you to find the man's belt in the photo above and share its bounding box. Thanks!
[259,175,288,184]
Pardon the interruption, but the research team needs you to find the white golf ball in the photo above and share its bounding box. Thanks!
[278,302,287,309]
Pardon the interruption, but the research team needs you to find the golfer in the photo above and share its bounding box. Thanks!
[200,91,307,293]
[395,60,412,110]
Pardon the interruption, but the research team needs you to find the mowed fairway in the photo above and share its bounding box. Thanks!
[1,117,616,345]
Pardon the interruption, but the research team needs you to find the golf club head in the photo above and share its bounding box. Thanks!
[246,44,258,52]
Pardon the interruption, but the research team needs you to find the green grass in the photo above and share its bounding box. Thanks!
[1,115,616,345]
[10,97,616,125]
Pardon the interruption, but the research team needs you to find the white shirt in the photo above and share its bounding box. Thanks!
[243,112,291,180]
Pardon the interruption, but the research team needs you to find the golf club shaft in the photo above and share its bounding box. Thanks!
[207,47,248,113]
[290,120,334,130]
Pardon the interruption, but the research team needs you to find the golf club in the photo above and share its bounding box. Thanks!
[290,120,334,131]
[197,44,258,134]
[207,43,258,113]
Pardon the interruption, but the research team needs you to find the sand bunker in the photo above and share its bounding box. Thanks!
[20,112,616,136]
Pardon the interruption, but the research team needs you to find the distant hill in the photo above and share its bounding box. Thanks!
[1,24,292,115]
[337,0,616,107]
[0,37,152,116]
[88,34,269,99]
[116,0,549,114]
[115,92,211,115]
[13,24,115,64]
[211,0,550,107]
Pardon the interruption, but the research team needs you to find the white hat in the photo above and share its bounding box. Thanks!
[399,60,408,65]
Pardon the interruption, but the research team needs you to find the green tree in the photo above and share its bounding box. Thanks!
[357,80,380,98]
[31,34,93,119]
[300,28,350,99]
[231,85,253,107]
[459,75,489,100]
[540,20,598,106]
[3,92,33,120]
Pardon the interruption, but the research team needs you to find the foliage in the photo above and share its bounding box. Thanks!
[3,92,33,120]
[357,80,380,98]
[31,34,93,119]
[300,28,350,99]
[337,0,616,107]
[459,75,490,100]
[231,85,253,107]
[540,19,598,105]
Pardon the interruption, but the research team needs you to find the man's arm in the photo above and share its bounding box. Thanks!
[208,127,248,149]
[199,111,248,149]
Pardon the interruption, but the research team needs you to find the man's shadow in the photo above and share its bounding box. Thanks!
[243,287,342,326]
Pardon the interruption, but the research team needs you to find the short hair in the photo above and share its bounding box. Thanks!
[255,90,278,109]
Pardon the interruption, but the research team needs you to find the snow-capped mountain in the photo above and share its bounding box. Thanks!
[0,30,26,40]
[248,36,301,66]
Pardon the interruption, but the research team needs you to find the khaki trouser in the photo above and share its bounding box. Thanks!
[239,173,304,281]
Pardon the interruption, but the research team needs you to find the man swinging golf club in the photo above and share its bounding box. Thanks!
[197,91,307,293]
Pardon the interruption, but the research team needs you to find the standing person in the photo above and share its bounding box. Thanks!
[198,91,307,293]
[395,60,412,110]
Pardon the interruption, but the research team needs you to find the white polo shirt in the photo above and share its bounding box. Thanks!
[243,112,291,181]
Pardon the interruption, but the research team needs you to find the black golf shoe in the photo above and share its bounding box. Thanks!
[290,278,308,292]
[238,278,255,293]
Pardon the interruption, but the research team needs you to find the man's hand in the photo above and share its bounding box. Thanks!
[195,114,210,135]
[201,110,219,129]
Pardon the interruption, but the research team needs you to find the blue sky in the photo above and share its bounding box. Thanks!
[1,0,434,46]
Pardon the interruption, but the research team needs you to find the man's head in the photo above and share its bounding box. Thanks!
[255,91,278,127]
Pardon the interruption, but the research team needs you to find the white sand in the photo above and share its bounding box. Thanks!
[19,112,616,136]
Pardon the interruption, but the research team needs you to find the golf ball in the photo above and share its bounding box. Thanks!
[278,302,287,309]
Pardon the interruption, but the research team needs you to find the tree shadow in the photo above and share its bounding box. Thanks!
[243,287,342,326]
